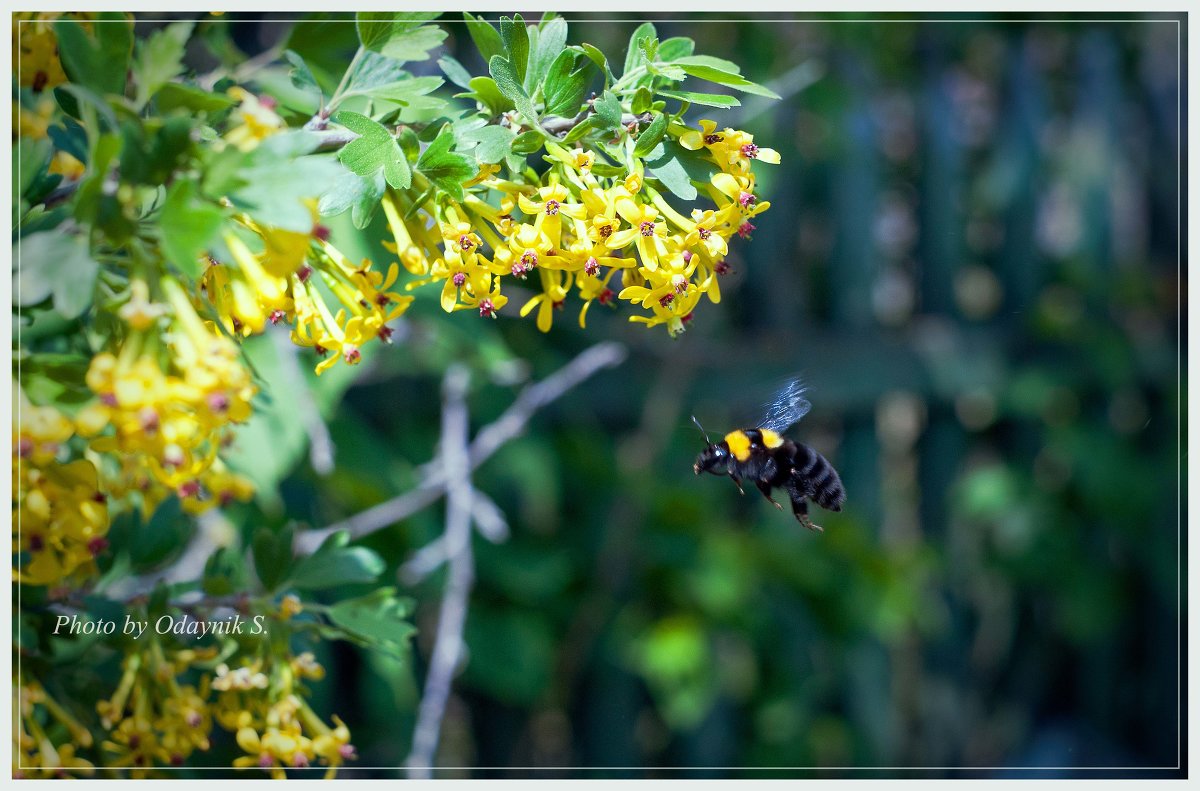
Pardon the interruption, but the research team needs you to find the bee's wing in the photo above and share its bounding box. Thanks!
[758,378,812,434]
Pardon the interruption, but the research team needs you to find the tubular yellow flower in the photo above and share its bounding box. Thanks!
[14,677,96,778]
[520,268,572,332]
[13,13,76,93]
[223,87,286,152]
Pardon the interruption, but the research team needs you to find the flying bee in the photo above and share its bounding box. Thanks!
[693,379,845,531]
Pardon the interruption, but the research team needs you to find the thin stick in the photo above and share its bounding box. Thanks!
[295,341,626,553]
[405,365,473,778]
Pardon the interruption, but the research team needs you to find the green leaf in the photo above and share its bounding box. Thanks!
[283,49,320,91]
[13,232,100,319]
[285,14,360,85]
[489,55,538,124]
[355,12,447,63]
[673,54,742,73]
[560,116,595,145]
[463,12,504,63]
[223,335,357,508]
[47,118,88,165]
[574,43,614,88]
[345,75,443,107]
[134,21,193,108]
[677,63,780,99]
[634,113,669,157]
[461,125,515,164]
[160,180,227,279]
[53,13,133,96]
[416,127,475,202]
[499,15,530,84]
[439,55,473,89]
[657,37,695,62]
[17,353,92,407]
[229,132,344,231]
[462,76,514,116]
[543,51,588,118]
[202,546,247,596]
[253,525,295,593]
[118,116,195,186]
[72,132,122,234]
[326,588,416,661]
[657,89,740,108]
[646,139,719,201]
[118,497,191,571]
[333,110,412,190]
[396,126,421,163]
[510,130,544,155]
[318,169,386,230]
[525,16,568,94]
[593,90,623,132]
[623,22,658,78]
[630,87,654,114]
[15,138,52,203]
[154,83,237,114]
[289,531,385,590]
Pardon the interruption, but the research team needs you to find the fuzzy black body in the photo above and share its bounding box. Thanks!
[694,429,845,531]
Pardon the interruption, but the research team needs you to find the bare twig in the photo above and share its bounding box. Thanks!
[405,365,474,778]
[540,111,653,137]
[295,341,627,554]
[270,327,335,476]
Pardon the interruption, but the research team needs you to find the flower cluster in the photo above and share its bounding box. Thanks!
[203,208,413,375]
[13,675,96,778]
[74,277,256,515]
[213,652,356,779]
[12,388,110,586]
[96,645,216,776]
[376,122,776,337]
[12,13,89,94]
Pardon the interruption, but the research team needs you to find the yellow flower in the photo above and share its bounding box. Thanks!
[683,209,729,260]
[609,199,669,272]
[520,268,572,332]
[224,87,286,152]
[14,97,53,139]
[13,14,71,92]
[14,677,95,778]
[517,183,585,248]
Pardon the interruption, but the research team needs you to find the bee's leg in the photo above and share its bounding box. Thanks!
[729,473,745,495]
[785,476,822,532]
[756,480,783,510]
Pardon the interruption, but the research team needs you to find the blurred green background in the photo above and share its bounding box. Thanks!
[200,13,1183,777]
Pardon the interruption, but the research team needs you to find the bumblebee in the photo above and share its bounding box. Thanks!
[693,379,845,531]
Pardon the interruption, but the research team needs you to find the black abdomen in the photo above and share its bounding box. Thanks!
[793,443,845,512]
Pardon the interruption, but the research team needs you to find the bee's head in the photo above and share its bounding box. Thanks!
[691,415,729,475]
[694,441,731,475]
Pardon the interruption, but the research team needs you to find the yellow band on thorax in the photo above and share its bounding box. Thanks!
[760,429,784,448]
[725,430,751,462]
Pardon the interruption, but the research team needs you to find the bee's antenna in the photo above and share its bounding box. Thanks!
[691,415,712,444]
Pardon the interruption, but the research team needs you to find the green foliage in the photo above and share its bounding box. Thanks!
[12,231,99,319]
[133,21,194,107]
[325,588,417,662]
[288,531,386,590]
[414,127,475,201]
[54,13,133,96]
[159,179,227,278]
[356,12,447,63]
[334,110,413,189]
